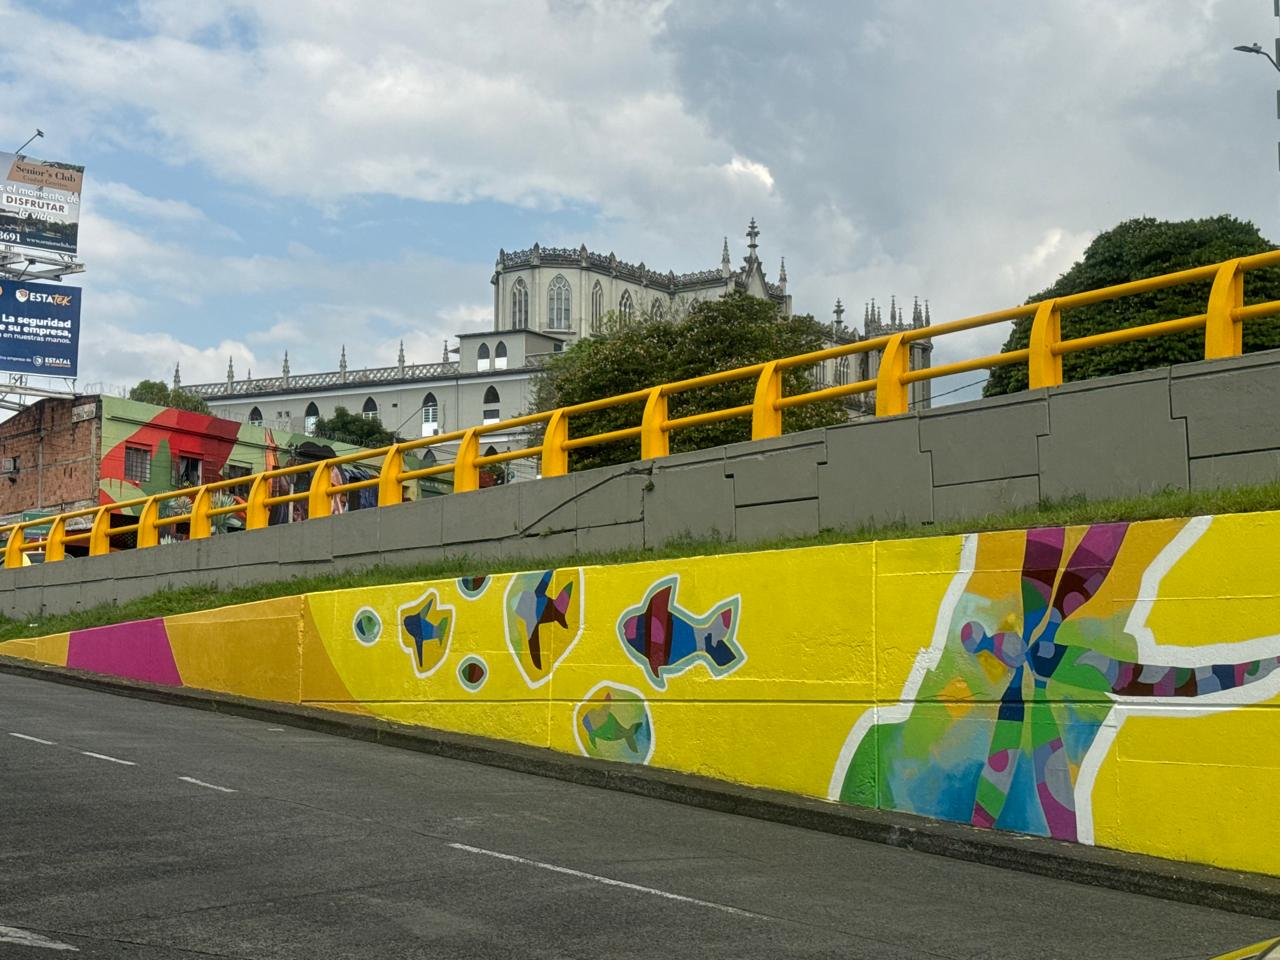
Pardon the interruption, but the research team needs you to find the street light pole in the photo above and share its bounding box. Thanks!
[1234,2,1280,171]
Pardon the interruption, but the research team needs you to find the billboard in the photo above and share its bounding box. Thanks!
[0,151,84,255]
[0,280,80,376]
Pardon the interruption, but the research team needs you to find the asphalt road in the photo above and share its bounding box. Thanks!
[0,673,1274,960]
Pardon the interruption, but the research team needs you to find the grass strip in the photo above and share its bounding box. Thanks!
[4,479,1280,642]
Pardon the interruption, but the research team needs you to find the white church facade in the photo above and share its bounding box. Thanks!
[186,222,932,468]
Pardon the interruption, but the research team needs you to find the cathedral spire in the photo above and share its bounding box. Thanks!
[912,296,923,327]
[442,339,450,363]
[282,351,290,388]
[339,345,348,382]
[226,356,234,387]
[924,300,932,326]
[397,339,406,373]
[172,362,181,391]
[778,257,787,289]
[745,218,760,263]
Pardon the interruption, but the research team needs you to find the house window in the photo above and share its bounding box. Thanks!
[304,402,319,436]
[361,397,379,422]
[248,406,263,427]
[478,342,491,372]
[124,445,151,483]
[511,278,529,329]
[422,393,439,437]
[225,463,251,480]
[618,290,634,324]
[483,409,500,425]
[173,455,202,489]
[548,274,571,330]
[591,280,604,333]
[494,341,508,370]
[0,456,17,474]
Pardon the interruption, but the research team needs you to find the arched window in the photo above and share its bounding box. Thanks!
[835,357,849,386]
[361,396,379,422]
[590,280,604,333]
[618,290,634,324]
[650,298,665,322]
[482,385,500,425]
[304,402,319,435]
[248,406,263,426]
[494,340,508,370]
[477,341,491,372]
[511,278,529,329]
[421,392,439,437]
[548,274,571,330]
[484,445,499,458]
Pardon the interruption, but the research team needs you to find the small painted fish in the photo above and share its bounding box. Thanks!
[402,596,451,672]
[581,693,646,751]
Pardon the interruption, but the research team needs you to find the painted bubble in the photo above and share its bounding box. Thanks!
[574,682,654,764]
[352,607,382,646]
[458,575,491,599]
[457,655,488,692]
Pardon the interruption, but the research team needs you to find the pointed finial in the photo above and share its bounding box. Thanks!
[924,300,931,326]
[397,339,406,371]
[226,356,234,385]
[834,298,845,325]
[339,345,348,382]
[778,257,787,284]
[172,362,181,390]
[746,218,759,257]
[443,339,449,363]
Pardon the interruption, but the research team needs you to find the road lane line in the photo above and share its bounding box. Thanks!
[0,924,78,951]
[448,842,769,920]
[178,776,236,793]
[80,751,135,766]
[8,732,56,745]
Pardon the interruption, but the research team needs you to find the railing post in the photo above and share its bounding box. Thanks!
[308,462,334,518]
[874,334,911,417]
[1028,299,1063,389]
[190,486,212,540]
[245,475,270,530]
[378,444,406,507]
[751,360,783,440]
[88,507,111,556]
[136,497,160,548]
[4,524,25,568]
[640,387,669,460]
[453,429,480,493]
[540,410,569,478]
[1205,258,1244,359]
[45,516,66,563]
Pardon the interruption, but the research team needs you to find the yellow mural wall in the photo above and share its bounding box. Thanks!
[3,511,1279,878]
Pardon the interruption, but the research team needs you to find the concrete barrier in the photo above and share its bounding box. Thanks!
[4,508,1279,880]
[4,350,1280,619]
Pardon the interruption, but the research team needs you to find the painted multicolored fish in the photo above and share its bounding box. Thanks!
[400,594,452,674]
[512,570,574,670]
[617,576,742,690]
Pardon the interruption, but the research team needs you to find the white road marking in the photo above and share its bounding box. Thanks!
[448,843,769,920]
[178,776,236,793]
[267,727,285,732]
[79,751,135,766]
[8,733,55,745]
[0,924,78,951]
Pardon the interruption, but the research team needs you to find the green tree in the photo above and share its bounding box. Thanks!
[128,380,211,415]
[312,406,398,447]
[985,216,1280,397]
[533,292,849,471]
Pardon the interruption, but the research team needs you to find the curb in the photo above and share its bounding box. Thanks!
[4,654,1279,922]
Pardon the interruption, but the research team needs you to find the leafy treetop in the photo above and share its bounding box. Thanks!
[533,292,849,471]
[128,380,212,415]
[985,215,1280,397]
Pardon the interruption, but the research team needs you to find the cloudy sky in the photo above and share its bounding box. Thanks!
[0,0,1276,399]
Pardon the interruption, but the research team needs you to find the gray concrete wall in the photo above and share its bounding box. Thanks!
[7,350,1280,619]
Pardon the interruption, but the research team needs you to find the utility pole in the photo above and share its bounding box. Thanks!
[1234,2,1280,169]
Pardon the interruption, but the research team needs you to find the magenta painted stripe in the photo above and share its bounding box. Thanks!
[66,618,183,687]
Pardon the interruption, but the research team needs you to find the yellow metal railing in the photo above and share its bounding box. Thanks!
[4,251,1280,569]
